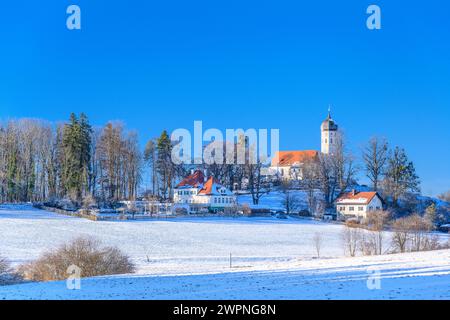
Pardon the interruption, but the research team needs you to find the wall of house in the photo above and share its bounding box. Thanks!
[336,196,383,219]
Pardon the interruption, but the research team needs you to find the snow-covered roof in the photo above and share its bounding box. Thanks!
[176,170,205,188]
[198,177,234,196]
[336,191,381,205]
[271,150,319,167]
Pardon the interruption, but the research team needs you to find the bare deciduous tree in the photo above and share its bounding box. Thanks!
[312,232,324,258]
[362,137,388,192]
[342,223,362,257]
[281,181,301,215]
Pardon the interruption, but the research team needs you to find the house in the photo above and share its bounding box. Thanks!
[173,170,237,213]
[336,190,384,220]
[270,150,319,180]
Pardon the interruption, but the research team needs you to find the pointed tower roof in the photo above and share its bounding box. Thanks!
[321,106,338,131]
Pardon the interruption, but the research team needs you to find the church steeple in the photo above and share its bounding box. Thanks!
[321,107,339,155]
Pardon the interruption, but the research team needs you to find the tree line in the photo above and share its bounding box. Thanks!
[0,114,143,206]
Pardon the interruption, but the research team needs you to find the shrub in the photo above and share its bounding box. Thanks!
[18,237,135,282]
[0,256,22,285]
[0,256,10,274]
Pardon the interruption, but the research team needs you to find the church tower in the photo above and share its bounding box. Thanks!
[321,107,339,155]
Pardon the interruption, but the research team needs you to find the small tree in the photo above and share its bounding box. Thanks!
[391,217,409,253]
[0,256,10,275]
[424,203,437,230]
[365,210,390,255]
[342,223,362,257]
[312,232,324,258]
[281,181,301,215]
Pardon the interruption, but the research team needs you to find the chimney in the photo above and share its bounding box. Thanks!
[352,189,356,196]
[191,169,194,175]
[203,169,208,182]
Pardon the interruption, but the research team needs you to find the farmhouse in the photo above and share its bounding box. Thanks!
[335,191,384,219]
[173,170,237,213]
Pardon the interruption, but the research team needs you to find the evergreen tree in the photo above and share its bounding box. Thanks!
[384,147,420,207]
[62,113,92,202]
[156,130,173,200]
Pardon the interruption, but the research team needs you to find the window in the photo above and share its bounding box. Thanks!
[349,207,354,211]
[358,207,364,211]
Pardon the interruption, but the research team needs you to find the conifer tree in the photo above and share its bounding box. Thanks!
[383,147,420,207]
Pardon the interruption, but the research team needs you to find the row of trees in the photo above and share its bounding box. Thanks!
[340,210,444,257]
[0,115,142,205]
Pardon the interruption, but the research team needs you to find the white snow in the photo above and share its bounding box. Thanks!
[0,205,449,300]
[0,205,346,275]
[1,250,449,300]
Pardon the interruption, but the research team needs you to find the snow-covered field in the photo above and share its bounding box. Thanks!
[0,205,449,300]
[0,205,347,275]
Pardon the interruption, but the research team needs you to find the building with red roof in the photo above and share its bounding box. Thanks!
[269,110,340,181]
[174,170,236,213]
[335,190,384,219]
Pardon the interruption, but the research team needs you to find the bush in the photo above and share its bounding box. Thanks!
[0,256,9,274]
[18,237,135,282]
[0,256,22,285]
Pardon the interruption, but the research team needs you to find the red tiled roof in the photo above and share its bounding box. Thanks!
[176,170,205,188]
[198,177,217,195]
[336,191,379,205]
[271,150,319,167]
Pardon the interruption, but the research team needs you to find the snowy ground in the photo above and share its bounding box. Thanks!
[0,205,449,300]
[1,250,449,300]
[0,204,349,275]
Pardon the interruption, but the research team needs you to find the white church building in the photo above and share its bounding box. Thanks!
[270,109,340,180]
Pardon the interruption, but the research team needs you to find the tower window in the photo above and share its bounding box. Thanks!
[325,139,327,143]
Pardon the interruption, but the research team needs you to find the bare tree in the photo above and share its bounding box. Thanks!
[316,135,357,208]
[362,137,388,191]
[281,181,301,215]
[391,217,411,253]
[301,161,319,215]
[312,232,324,258]
[365,210,390,255]
[342,223,362,257]
[437,190,450,202]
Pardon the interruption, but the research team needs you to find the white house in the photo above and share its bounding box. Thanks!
[336,191,384,219]
[173,170,237,213]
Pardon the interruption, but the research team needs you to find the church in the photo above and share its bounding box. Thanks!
[270,110,340,181]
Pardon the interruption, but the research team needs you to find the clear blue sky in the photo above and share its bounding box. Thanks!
[0,1,449,196]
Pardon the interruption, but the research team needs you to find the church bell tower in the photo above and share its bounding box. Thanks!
[321,107,339,155]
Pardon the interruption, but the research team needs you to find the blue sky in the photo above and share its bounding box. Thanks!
[0,1,449,196]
